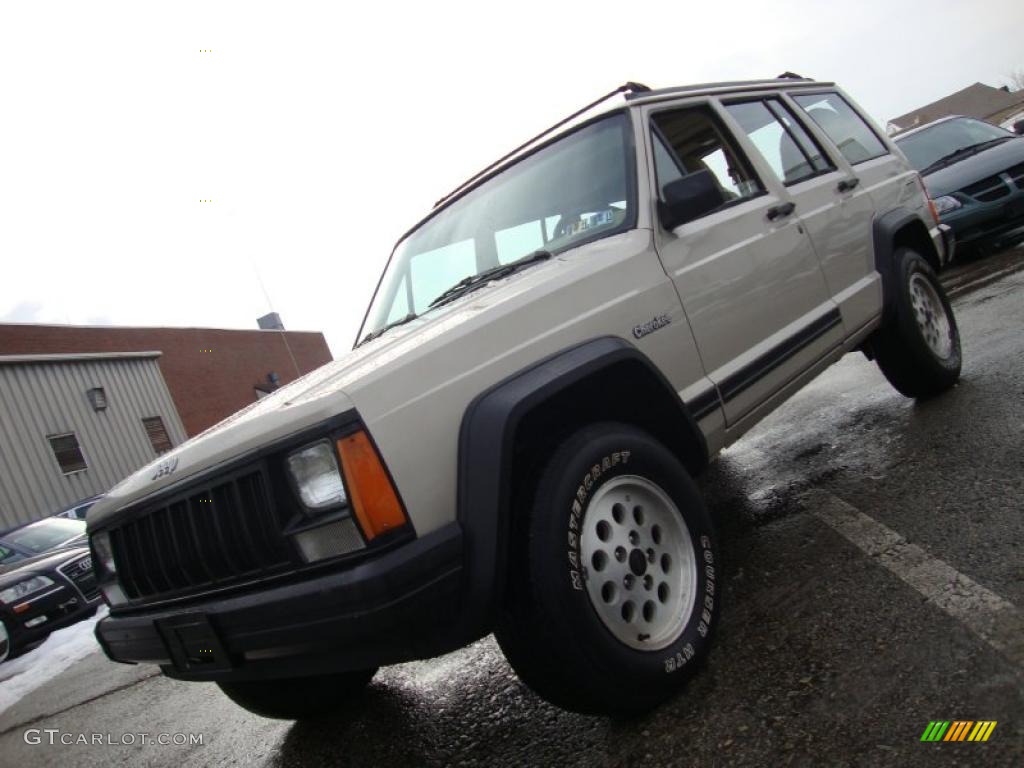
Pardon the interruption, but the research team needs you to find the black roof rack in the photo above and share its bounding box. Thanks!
[433,81,651,208]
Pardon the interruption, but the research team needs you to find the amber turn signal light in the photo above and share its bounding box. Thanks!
[336,431,408,541]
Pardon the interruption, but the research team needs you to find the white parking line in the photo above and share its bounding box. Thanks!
[803,490,1024,669]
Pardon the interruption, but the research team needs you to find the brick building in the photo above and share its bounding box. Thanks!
[0,324,333,437]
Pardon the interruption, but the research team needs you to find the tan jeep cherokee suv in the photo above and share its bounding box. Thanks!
[88,77,960,719]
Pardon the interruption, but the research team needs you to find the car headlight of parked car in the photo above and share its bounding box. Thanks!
[932,195,963,215]
[286,440,348,513]
[0,575,54,604]
[90,531,116,576]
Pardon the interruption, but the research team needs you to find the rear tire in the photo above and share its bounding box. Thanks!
[217,667,377,719]
[873,248,961,398]
[495,422,719,715]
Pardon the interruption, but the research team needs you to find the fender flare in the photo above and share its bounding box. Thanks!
[872,207,935,325]
[454,336,708,637]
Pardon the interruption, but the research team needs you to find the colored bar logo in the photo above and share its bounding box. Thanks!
[921,721,997,742]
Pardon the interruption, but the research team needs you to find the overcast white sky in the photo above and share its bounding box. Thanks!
[2,0,1022,356]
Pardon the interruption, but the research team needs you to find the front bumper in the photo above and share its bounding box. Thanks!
[942,189,1024,246]
[931,223,956,267]
[6,584,100,652]
[95,523,464,682]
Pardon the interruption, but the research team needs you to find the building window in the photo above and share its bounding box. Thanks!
[48,433,88,475]
[142,416,173,455]
[86,387,108,411]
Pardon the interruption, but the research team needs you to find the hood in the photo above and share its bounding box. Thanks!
[86,248,576,529]
[922,137,1024,196]
[0,546,90,588]
[88,365,360,527]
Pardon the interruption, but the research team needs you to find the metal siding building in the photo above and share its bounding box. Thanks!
[0,352,186,529]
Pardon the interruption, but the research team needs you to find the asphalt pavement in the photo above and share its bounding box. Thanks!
[1,246,1022,767]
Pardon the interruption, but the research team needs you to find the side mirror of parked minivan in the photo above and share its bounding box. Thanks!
[658,170,726,231]
[1013,119,1024,136]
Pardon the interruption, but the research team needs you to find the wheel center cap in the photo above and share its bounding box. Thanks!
[628,548,648,576]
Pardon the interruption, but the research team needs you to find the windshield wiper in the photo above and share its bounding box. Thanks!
[358,250,553,346]
[920,137,1012,175]
[427,249,552,310]
[357,311,418,347]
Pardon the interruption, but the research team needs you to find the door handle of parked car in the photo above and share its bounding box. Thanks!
[766,202,796,220]
[837,177,861,193]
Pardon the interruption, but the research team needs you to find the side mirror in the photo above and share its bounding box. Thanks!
[1013,119,1024,136]
[657,170,726,231]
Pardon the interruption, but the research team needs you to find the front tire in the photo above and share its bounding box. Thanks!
[873,248,961,398]
[495,423,719,715]
[217,667,377,719]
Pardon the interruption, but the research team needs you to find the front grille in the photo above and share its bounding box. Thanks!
[961,175,1010,202]
[1007,162,1024,189]
[109,465,296,603]
[60,555,100,601]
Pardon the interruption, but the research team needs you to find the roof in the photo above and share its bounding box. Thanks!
[0,351,162,365]
[625,77,831,105]
[430,77,832,213]
[889,83,1024,134]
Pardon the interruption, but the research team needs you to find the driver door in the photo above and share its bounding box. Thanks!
[645,100,841,426]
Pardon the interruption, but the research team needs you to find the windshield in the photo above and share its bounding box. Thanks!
[2,518,85,554]
[359,113,635,342]
[896,117,1015,172]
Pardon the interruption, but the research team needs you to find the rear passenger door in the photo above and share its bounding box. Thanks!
[645,101,842,427]
[788,90,910,330]
[721,96,879,335]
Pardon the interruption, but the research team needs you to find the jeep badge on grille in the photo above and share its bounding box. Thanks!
[152,455,179,481]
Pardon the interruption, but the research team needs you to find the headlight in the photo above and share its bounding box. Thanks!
[286,440,348,511]
[932,195,962,214]
[91,531,116,576]
[0,575,54,604]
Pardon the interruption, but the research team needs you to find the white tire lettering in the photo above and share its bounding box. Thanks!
[566,450,633,593]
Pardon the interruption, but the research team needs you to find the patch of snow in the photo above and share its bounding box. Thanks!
[0,606,108,715]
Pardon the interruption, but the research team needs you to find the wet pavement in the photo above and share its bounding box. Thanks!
[1,246,1022,767]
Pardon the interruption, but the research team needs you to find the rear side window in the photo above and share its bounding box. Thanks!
[725,99,833,185]
[652,107,763,206]
[793,92,888,165]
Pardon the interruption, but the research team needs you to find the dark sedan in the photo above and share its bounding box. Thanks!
[895,116,1024,252]
[0,546,101,662]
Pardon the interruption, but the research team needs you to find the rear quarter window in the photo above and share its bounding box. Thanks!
[793,92,888,165]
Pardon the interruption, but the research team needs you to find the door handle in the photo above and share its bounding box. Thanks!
[766,202,796,220]
[837,177,861,193]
